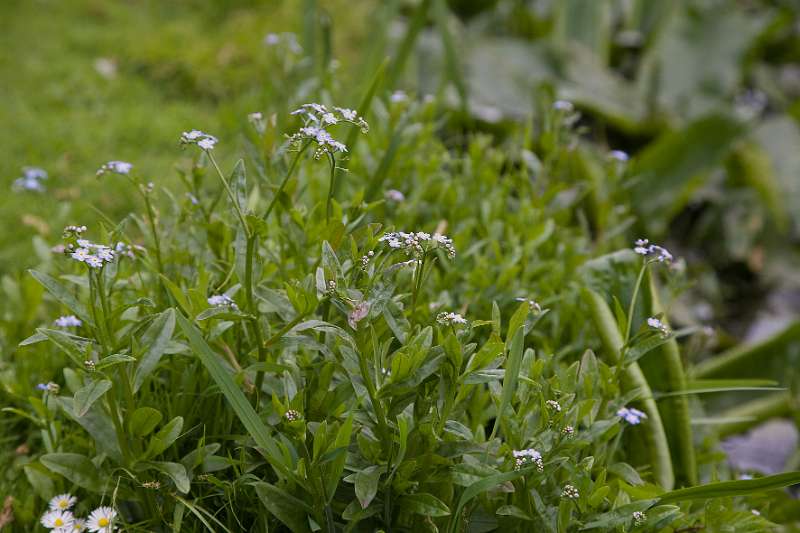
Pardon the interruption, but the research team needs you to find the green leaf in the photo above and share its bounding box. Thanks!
[28,269,92,325]
[139,461,190,493]
[95,353,136,370]
[354,465,381,509]
[24,464,55,500]
[399,493,451,517]
[73,379,112,417]
[145,416,184,459]
[489,327,524,440]
[252,482,313,533]
[447,466,538,533]
[130,406,163,437]
[230,159,247,214]
[658,471,800,504]
[133,308,177,392]
[324,415,353,503]
[40,453,102,492]
[176,313,290,477]
[632,114,744,233]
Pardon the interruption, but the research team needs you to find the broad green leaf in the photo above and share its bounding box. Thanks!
[399,493,450,517]
[355,466,382,509]
[133,308,176,392]
[145,416,184,459]
[632,115,744,233]
[252,482,313,533]
[95,353,136,370]
[130,406,163,437]
[73,379,112,417]
[28,269,92,325]
[24,464,55,500]
[489,327,524,440]
[40,453,102,492]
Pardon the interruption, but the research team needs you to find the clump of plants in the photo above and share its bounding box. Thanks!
[2,91,798,531]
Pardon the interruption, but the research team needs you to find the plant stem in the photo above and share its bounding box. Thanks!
[263,142,311,221]
[624,261,649,344]
[207,152,250,237]
[326,152,336,223]
[141,188,165,276]
[245,234,268,405]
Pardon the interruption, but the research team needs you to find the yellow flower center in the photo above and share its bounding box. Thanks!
[59,501,68,508]
[54,518,64,526]
[98,517,109,526]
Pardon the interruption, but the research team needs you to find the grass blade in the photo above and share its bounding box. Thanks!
[657,471,800,504]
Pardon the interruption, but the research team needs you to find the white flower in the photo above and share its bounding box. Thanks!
[71,517,88,531]
[96,161,133,176]
[289,103,368,158]
[321,112,338,124]
[181,130,218,151]
[609,150,629,162]
[85,256,103,269]
[264,33,280,45]
[751,509,761,516]
[334,107,357,121]
[632,511,646,526]
[41,509,75,530]
[546,400,562,412]
[437,312,467,326]
[49,493,77,511]
[55,315,82,328]
[208,294,238,309]
[553,100,574,112]
[71,248,91,262]
[96,247,115,262]
[384,189,405,202]
[86,506,117,532]
[197,137,217,151]
[617,406,647,425]
[647,316,670,337]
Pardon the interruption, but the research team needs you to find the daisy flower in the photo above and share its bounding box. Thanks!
[49,493,77,511]
[41,509,75,530]
[86,506,117,532]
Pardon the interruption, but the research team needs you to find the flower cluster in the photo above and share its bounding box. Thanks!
[285,409,301,422]
[647,316,670,337]
[561,485,580,500]
[68,239,116,269]
[54,315,82,328]
[96,161,132,176]
[13,166,48,192]
[632,511,647,527]
[617,406,647,425]
[180,130,218,151]
[289,103,368,159]
[561,425,575,437]
[207,294,238,310]
[379,231,456,259]
[437,312,467,326]
[359,250,374,271]
[40,493,117,532]
[546,400,562,412]
[512,449,544,471]
[633,239,673,264]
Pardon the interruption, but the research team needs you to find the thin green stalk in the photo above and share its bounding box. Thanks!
[207,152,250,237]
[263,142,311,221]
[325,152,337,222]
[141,188,164,276]
[245,234,268,405]
[624,261,649,344]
